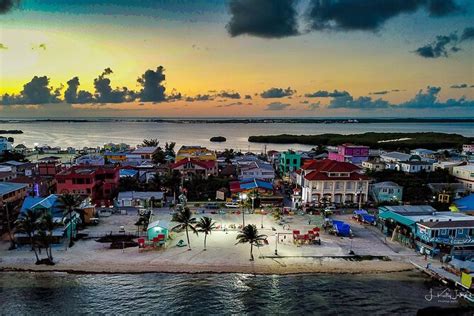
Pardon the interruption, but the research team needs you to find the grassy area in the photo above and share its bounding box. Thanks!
[248,132,473,150]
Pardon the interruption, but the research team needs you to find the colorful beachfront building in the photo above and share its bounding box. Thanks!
[370,181,403,204]
[104,151,129,163]
[296,159,370,205]
[452,164,474,193]
[170,158,218,179]
[328,144,369,165]
[0,137,13,155]
[175,146,216,162]
[279,150,302,175]
[378,205,474,258]
[55,165,119,205]
[0,182,28,234]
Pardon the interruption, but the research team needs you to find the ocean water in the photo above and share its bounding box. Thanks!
[0,271,462,315]
[0,120,472,152]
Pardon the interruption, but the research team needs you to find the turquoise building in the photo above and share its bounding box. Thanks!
[279,151,301,175]
[370,181,403,204]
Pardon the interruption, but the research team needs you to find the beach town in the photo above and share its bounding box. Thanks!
[1,135,474,303]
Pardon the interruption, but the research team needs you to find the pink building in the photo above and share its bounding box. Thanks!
[328,144,369,165]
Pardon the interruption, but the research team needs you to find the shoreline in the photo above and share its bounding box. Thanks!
[0,258,414,276]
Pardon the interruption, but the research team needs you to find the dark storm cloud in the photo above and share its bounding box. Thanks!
[328,94,391,109]
[64,77,80,103]
[0,0,20,14]
[307,0,460,32]
[260,87,295,98]
[226,0,299,38]
[450,83,469,89]
[93,68,131,103]
[369,91,389,95]
[305,90,350,98]
[137,66,166,102]
[217,91,241,99]
[265,101,291,110]
[1,75,61,105]
[185,94,214,102]
[399,86,473,109]
[461,27,474,42]
[414,33,459,58]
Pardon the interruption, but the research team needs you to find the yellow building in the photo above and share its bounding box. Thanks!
[175,146,216,162]
[104,151,128,162]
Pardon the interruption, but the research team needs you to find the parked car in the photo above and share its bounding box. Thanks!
[225,202,239,208]
[205,203,219,209]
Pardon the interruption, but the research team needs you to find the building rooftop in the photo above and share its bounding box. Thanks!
[0,182,27,195]
[117,191,164,200]
[132,146,159,154]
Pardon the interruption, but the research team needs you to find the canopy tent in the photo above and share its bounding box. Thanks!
[332,220,351,237]
[361,214,376,224]
[353,209,368,215]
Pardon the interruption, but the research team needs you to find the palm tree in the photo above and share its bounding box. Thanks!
[15,210,40,263]
[142,139,159,147]
[196,216,216,250]
[38,212,57,263]
[171,207,198,250]
[58,193,82,248]
[236,224,267,261]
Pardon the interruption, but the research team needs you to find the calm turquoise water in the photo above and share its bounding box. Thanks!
[0,271,465,315]
[1,120,472,151]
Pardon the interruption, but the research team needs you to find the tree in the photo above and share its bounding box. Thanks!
[58,193,82,248]
[152,148,166,164]
[37,212,57,263]
[142,139,159,147]
[196,216,216,250]
[171,207,198,250]
[15,210,40,263]
[235,224,267,261]
[165,142,176,157]
[148,174,162,191]
[164,170,182,198]
[119,176,140,192]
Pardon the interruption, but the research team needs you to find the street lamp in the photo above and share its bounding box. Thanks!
[261,208,264,229]
[240,193,247,227]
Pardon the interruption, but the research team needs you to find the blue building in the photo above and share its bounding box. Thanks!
[370,181,403,204]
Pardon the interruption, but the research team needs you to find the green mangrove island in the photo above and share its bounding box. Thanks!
[248,132,473,150]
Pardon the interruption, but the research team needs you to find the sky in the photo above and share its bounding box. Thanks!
[0,0,473,118]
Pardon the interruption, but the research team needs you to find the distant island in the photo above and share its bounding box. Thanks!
[1,118,473,124]
[248,132,473,150]
[210,136,226,142]
[0,130,23,134]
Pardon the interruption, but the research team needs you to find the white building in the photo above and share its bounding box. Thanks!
[433,161,465,173]
[452,164,474,192]
[0,137,13,155]
[75,154,105,166]
[396,160,433,173]
[239,161,275,181]
[298,159,370,204]
[463,144,474,155]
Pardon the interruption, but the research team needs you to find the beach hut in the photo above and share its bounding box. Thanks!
[332,220,351,237]
[146,220,170,242]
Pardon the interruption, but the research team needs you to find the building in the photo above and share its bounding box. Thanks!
[452,164,474,192]
[396,157,433,173]
[230,178,274,195]
[176,145,216,162]
[239,160,275,182]
[370,181,403,204]
[433,161,466,173]
[362,158,386,172]
[377,205,474,258]
[128,146,160,163]
[462,144,474,155]
[328,144,369,165]
[75,154,105,166]
[37,156,62,177]
[170,158,218,179]
[0,182,28,234]
[279,150,302,175]
[428,183,467,203]
[116,191,164,208]
[103,143,130,153]
[410,148,436,158]
[297,159,371,205]
[452,194,474,215]
[56,165,119,205]
[0,137,13,155]
[104,151,129,163]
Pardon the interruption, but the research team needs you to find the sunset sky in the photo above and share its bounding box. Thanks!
[0,0,473,117]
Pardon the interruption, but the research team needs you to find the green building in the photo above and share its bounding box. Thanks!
[279,151,302,175]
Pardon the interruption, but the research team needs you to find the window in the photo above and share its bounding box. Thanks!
[440,229,447,235]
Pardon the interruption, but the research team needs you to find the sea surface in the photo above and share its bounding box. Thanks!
[0,120,472,152]
[0,271,463,315]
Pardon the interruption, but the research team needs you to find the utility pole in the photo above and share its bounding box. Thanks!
[4,202,16,250]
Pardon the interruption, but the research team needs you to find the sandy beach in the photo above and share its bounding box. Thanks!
[0,212,417,275]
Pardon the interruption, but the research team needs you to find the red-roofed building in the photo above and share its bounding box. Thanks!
[55,165,119,205]
[296,159,371,205]
[170,158,217,179]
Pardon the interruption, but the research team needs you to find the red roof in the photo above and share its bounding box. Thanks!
[171,158,216,170]
[303,159,367,181]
